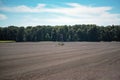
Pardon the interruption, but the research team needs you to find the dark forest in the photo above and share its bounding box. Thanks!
[0,24,120,42]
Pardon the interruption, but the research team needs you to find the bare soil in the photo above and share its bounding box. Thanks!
[0,42,120,80]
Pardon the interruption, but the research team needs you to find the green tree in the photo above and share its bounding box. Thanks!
[16,27,25,42]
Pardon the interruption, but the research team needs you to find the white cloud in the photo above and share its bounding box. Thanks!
[0,3,112,14]
[0,4,46,12]
[0,3,120,25]
[0,14,7,20]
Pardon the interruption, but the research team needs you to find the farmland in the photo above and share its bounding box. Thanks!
[0,42,120,80]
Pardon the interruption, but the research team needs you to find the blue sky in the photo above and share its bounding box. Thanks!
[0,0,120,27]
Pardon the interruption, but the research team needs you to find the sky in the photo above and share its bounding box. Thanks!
[0,0,120,27]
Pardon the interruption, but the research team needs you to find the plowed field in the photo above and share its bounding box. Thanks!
[0,42,120,80]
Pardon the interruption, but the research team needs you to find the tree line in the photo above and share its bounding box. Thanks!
[0,24,120,42]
